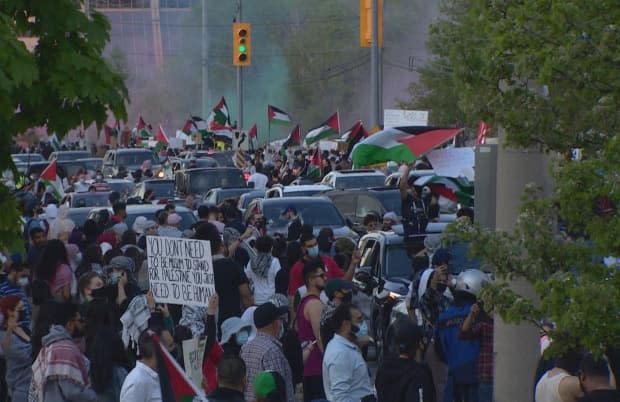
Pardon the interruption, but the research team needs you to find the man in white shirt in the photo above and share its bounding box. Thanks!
[248,162,269,190]
[120,331,163,402]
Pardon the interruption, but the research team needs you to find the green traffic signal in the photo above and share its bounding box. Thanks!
[239,44,247,53]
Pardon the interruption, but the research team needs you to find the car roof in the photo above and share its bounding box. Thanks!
[142,179,174,184]
[362,222,447,245]
[92,204,192,213]
[327,186,399,195]
[259,196,334,205]
[183,167,240,173]
[327,169,384,177]
[280,184,332,192]
[108,148,154,154]
[75,158,102,162]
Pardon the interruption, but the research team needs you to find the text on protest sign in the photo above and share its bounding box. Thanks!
[146,236,215,307]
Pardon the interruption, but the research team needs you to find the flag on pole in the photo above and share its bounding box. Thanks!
[305,112,340,145]
[268,105,292,126]
[281,125,301,150]
[153,334,205,402]
[305,148,322,179]
[477,121,490,145]
[248,124,257,139]
[191,116,209,135]
[207,97,232,131]
[39,160,64,200]
[182,119,195,135]
[341,121,368,159]
[154,125,170,153]
[351,126,463,167]
[134,116,152,146]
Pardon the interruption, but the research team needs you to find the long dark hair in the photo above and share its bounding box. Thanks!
[35,239,68,282]
[31,300,60,361]
[76,244,103,278]
[90,327,128,393]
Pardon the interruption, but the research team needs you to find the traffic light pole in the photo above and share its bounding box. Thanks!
[370,0,380,128]
[236,0,244,131]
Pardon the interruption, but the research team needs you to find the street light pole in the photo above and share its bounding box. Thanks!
[201,0,209,119]
[236,0,243,130]
[370,0,380,128]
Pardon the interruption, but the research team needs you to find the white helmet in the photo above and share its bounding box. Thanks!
[454,269,491,297]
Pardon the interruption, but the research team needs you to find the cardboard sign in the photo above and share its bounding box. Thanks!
[182,338,207,389]
[426,147,475,180]
[146,236,215,307]
[383,109,429,128]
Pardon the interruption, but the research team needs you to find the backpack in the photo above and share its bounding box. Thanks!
[402,196,429,241]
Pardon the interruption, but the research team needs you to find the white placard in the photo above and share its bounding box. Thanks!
[383,109,429,128]
[427,147,475,180]
[146,236,215,307]
[182,338,207,389]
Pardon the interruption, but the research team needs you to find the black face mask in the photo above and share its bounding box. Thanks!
[436,283,448,293]
[341,292,353,303]
[73,329,85,339]
[18,310,26,323]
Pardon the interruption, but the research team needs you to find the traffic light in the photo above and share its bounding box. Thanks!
[359,0,383,48]
[233,22,251,66]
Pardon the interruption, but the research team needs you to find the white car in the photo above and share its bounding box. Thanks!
[321,169,386,190]
[265,184,332,198]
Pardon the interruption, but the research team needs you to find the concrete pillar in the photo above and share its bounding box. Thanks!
[475,132,554,402]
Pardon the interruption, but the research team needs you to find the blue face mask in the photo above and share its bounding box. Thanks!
[236,330,249,346]
[307,245,319,258]
[354,320,369,339]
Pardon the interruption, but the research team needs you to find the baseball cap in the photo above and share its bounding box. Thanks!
[253,302,288,328]
[325,279,353,299]
[167,213,182,225]
[254,371,286,399]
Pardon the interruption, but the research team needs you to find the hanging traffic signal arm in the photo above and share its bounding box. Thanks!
[233,22,252,66]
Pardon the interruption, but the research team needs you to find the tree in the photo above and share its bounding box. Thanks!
[0,1,128,251]
[422,0,620,356]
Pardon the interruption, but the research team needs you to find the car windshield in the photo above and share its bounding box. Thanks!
[209,152,235,167]
[72,193,110,208]
[240,192,264,209]
[336,175,385,189]
[54,152,90,161]
[108,181,135,197]
[373,191,403,216]
[188,170,245,194]
[384,244,415,279]
[12,154,44,162]
[263,201,345,227]
[59,162,86,179]
[284,190,325,197]
[117,152,158,167]
[146,181,175,198]
[217,188,248,203]
[125,210,196,231]
[81,160,102,171]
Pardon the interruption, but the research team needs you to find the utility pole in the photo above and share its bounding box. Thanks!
[201,0,209,118]
[236,0,243,130]
[370,0,380,128]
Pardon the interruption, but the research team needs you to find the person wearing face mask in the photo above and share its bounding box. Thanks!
[221,316,256,357]
[101,256,142,315]
[296,259,327,402]
[77,272,104,314]
[241,302,296,402]
[246,236,282,305]
[320,279,354,349]
[322,303,375,402]
[30,303,96,401]
[0,296,32,402]
[376,319,436,402]
[288,233,360,320]
[0,262,32,333]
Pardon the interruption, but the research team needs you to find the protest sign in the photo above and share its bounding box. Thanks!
[146,236,215,307]
[182,338,207,389]
[427,147,475,180]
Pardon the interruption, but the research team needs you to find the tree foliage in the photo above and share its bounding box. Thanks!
[422,0,620,355]
[0,0,128,251]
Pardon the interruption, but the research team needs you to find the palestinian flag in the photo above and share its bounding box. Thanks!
[39,160,64,200]
[207,97,232,131]
[282,124,301,150]
[154,125,170,153]
[351,126,462,167]
[182,119,196,135]
[191,116,209,135]
[49,134,61,151]
[248,124,257,139]
[477,121,490,145]
[305,148,322,179]
[305,112,340,145]
[415,175,474,208]
[153,334,205,402]
[341,121,368,159]
[268,105,292,126]
[134,116,152,146]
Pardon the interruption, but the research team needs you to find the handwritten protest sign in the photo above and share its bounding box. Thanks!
[146,236,215,307]
[427,147,475,180]
[182,338,207,389]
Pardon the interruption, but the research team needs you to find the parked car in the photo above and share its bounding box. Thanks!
[352,223,447,364]
[102,148,160,178]
[131,179,176,200]
[84,178,135,199]
[57,160,87,181]
[87,205,197,232]
[68,207,95,229]
[11,153,45,163]
[48,150,91,161]
[265,184,332,198]
[208,151,236,167]
[62,192,111,208]
[14,161,49,181]
[175,167,247,198]
[242,196,359,241]
[321,169,386,190]
[203,187,250,206]
[76,158,103,174]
